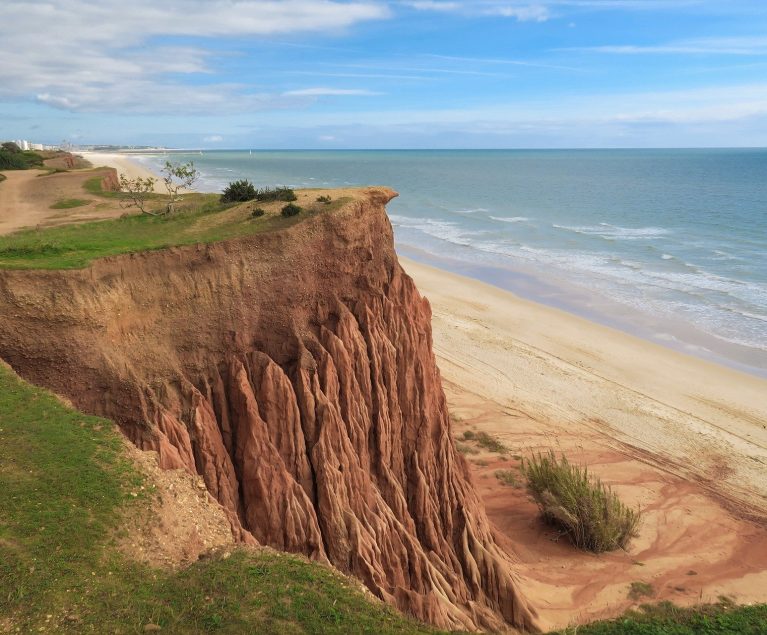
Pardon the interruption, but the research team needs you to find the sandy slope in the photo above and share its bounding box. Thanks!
[0,168,124,235]
[402,257,767,628]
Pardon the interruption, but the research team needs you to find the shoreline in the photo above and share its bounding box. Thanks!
[403,255,767,629]
[89,150,767,380]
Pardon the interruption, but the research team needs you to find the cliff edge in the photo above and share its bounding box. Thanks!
[0,188,537,631]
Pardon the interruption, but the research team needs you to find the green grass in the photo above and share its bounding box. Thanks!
[522,451,640,553]
[50,198,91,209]
[0,185,352,269]
[549,601,767,634]
[0,362,443,634]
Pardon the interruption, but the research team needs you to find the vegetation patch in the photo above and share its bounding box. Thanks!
[0,363,443,634]
[281,202,302,217]
[460,430,509,454]
[254,186,297,202]
[0,142,44,170]
[0,188,351,269]
[456,441,479,455]
[221,179,257,203]
[522,450,640,553]
[628,581,654,601]
[548,600,767,634]
[50,198,91,210]
[494,469,521,487]
[317,195,332,204]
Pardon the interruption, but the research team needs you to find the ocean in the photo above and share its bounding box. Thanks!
[135,149,767,377]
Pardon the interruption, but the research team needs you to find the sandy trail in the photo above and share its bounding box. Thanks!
[402,257,767,629]
[0,168,127,235]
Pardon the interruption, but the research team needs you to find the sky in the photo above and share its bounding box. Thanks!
[2,0,767,148]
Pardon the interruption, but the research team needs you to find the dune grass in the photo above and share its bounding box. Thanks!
[0,362,442,634]
[522,450,640,553]
[0,179,352,270]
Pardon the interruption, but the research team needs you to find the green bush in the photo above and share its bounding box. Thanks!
[316,195,332,204]
[0,148,44,170]
[522,450,640,553]
[250,207,265,218]
[255,186,297,202]
[281,203,302,217]
[221,179,257,203]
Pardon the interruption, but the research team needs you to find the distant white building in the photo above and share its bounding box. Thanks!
[12,139,30,150]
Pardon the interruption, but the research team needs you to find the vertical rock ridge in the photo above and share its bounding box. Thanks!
[0,188,538,632]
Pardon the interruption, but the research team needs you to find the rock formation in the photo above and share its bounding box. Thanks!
[0,188,538,631]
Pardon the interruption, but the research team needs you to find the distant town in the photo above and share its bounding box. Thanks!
[10,139,60,152]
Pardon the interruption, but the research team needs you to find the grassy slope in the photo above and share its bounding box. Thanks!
[0,362,441,634]
[0,177,349,270]
[550,602,767,634]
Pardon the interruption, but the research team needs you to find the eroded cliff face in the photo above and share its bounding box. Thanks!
[0,189,537,632]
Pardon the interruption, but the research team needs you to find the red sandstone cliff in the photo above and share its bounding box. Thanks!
[0,188,538,631]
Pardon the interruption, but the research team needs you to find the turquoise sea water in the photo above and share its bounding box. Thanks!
[136,149,767,377]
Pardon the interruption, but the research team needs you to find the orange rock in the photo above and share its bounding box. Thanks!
[0,188,538,631]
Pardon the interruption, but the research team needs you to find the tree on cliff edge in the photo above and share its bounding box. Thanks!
[161,160,199,214]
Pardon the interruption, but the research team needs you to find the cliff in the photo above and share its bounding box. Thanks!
[0,188,537,631]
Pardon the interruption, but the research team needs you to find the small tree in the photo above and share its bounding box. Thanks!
[119,173,157,215]
[161,161,199,214]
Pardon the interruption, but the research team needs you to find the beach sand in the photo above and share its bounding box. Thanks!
[79,151,166,192]
[401,257,767,629]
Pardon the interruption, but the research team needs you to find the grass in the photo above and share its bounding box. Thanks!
[0,174,6,184]
[549,601,767,634]
[0,177,352,269]
[50,198,90,209]
[628,582,655,601]
[0,362,443,634]
[494,469,521,488]
[460,430,509,454]
[521,450,640,553]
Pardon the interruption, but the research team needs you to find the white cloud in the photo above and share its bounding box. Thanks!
[0,0,389,114]
[318,135,337,140]
[400,0,551,21]
[282,88,382,96]
[567,36,767,56]
[204,135,224,142]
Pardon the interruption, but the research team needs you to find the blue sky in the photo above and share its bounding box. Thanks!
[2,0,767,148]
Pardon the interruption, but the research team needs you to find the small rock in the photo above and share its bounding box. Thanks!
[143,624,162,632]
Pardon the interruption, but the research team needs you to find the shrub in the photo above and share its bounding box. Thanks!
[521,450,640,553]
[254,186,297,202]
[474,432,508,454]
[250,207,265,218]
[316,195,332,204]
[281,203,302,217]
[221,179,257,203]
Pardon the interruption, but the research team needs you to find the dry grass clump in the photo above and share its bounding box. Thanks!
[494,469,521,488]
[522,450,640,553]
[461,430,509,454]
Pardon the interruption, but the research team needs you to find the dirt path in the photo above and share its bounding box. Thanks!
[0,168,123,236]
[402,257,767,630]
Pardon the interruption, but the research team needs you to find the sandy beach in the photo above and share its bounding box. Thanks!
[79,151,166,192]
[401,257,767,629]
